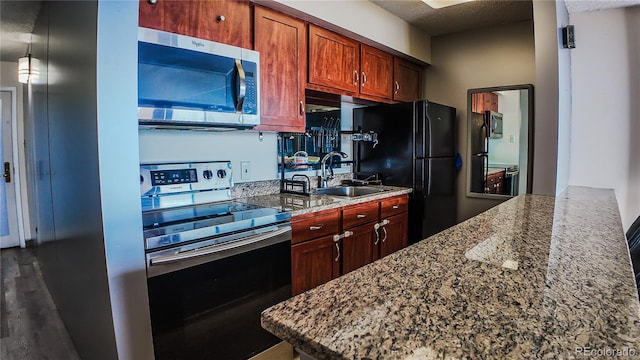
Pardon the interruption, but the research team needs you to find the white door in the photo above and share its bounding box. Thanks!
[1,90,23,248]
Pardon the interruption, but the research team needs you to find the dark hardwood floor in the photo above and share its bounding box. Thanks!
[1,246,80,360]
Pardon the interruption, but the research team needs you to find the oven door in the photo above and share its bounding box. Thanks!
[146,224,291,360]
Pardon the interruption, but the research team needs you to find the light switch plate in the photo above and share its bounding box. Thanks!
[240,161,251,180]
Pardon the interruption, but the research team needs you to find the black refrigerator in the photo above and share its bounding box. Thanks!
[353,100,457,244]
[469,112,488,193]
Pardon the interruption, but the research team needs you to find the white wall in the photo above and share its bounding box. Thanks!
[555,0,572,195]
[0,61,31,241]
[568,5,640,230]
[139,130,278,183]
[489,90,522,165]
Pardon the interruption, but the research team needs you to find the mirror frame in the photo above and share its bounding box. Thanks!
[465,84,534,199]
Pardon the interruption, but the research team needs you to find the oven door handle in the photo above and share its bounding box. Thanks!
[149,226,291,267]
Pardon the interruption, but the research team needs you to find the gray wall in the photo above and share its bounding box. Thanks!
[28,1,154,359]
[425,21,536,222]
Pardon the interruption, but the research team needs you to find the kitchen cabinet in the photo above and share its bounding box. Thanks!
[472,92,499,113]
[254,6,307,133]
[291,194,409,295]
[308,24,360,94]
[341,201,379,274]
[308,25,423,103]
[393,57,423,102]
[291,234,340,296]
[485,170,505,194]
[291,209,341,296]
[359,45,394,100]
[139,0,251,49]
[379,196,409,258]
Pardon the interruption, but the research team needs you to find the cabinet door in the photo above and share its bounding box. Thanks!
[360,44,393,100]
[254,6,306,132]
[308,25,360,93]
[139,0,251,48]
[484,92,499,112]
[291,235,340,296]
[342,223,377,275]
[380,213,408,258]
[393,57,423,102]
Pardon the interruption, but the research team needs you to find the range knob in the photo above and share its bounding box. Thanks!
[202,170,213,180]
[217,169,227,179]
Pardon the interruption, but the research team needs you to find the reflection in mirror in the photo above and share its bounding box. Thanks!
[277,90,345,174]
[466,84,533,199]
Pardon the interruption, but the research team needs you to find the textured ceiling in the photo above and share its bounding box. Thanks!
[0,1,41,62]
[369,0,533,36]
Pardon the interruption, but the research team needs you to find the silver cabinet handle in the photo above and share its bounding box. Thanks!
[361,71,366,87]
[234,59,246,112]
[353,70,359,86]
[392,205,399,209]
[394,81,399,94]
[217,15,226,22]
[381,225,388,243]
[309,225,324,231]
[332,232,351,262]
[374,223,381,245]
[299,100,305,117]
[356,214,367,219]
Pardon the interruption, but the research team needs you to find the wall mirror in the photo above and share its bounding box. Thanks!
[466,84,534,199]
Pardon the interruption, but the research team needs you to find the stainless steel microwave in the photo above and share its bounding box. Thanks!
[138,27,260,129]
[487,111,503,138]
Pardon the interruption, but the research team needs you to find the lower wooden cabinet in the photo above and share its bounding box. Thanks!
[342,222,378,275]
[379,213,408,258]
[291,234,340,296]
[291,194,409,295]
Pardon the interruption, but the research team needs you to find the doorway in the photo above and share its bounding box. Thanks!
[1,88,25,248]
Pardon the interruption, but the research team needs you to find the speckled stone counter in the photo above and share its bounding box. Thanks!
[261,186,640,359]
[239,185,412,216]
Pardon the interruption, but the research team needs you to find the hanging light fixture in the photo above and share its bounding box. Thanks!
[18,54,39,84]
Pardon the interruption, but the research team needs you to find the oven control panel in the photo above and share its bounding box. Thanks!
[140,161,232,197]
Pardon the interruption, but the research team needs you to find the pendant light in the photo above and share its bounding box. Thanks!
[18,54,39,84]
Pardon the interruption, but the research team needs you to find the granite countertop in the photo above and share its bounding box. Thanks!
[261,186,640,359]
[239,185,412,216]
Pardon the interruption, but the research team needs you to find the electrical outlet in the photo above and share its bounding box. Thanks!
[240,161,251,180]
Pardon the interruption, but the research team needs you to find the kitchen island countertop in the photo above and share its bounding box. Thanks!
[261,186,640,359]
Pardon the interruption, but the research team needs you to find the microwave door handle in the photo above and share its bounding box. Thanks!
[235,59,246,112]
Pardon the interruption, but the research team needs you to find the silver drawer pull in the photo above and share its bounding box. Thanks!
[309,225,324,231]
[356,214,367,219]
[392,205,399,209]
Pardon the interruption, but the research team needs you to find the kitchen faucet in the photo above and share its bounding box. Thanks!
[319,151,348,188]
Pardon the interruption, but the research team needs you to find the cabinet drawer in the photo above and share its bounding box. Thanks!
[381,195,408,218]
[292,210,340,244]
[343,201,379,229]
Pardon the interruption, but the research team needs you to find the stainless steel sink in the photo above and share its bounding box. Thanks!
[314,186,387,197]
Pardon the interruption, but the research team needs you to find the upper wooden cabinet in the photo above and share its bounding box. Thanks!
[308,25,360,94]
[360,45,393,100]
[254,6,307,133]
[139,0,251,49]
[393,57,423,102]
[472,92,499,113]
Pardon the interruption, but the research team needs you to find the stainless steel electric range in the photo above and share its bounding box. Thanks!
[140,161,291,360]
